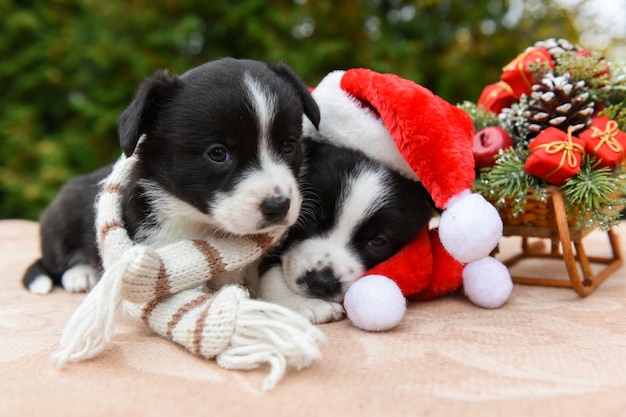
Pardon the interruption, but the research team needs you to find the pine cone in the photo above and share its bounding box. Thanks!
[533,38,581,59]
[524,72,595,137]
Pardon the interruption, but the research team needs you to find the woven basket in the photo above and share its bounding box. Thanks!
[497,188,579,229]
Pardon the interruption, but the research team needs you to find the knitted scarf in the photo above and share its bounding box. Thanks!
[51,147,327,391]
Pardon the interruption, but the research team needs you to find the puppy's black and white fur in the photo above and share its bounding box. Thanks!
[22,58,320,295]
[255,141,434,323]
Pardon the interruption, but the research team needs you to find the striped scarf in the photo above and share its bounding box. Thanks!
[51,145,326,390]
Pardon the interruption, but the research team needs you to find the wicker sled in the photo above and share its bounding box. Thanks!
[496,188,623,296]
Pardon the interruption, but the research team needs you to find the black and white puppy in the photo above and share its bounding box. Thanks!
[255,140,434,323]
[22,58,320,294]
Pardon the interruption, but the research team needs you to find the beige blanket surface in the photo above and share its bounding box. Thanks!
[1,219,625,417]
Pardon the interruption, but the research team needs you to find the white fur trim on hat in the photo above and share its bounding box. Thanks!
[303,71,419,182]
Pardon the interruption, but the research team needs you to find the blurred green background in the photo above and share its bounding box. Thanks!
[2,0,625,220]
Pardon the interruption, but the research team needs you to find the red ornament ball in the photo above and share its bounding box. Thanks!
[472,126,513,169]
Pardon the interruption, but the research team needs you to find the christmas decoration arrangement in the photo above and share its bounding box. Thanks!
[461,38,626,231]
[303,68,513,332]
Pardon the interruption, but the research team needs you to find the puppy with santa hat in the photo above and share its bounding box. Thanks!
[302,68,513,331]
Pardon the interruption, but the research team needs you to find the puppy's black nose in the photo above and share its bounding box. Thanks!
[261,197,290,222]
[304,268,341,298]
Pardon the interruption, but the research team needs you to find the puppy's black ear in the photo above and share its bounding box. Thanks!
[269,62,321,130]
[118,69,183,156]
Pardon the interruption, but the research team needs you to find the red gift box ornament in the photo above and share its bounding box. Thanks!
[525,126,586,185]
[501,47,554,99]
[580,117,626,168]
[477,81,516,115]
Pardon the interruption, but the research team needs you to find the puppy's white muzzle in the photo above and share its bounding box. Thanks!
[282,238,365,302]
[212,167,302,236]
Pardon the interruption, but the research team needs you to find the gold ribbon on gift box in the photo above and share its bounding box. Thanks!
[591,120,624,157]
[535,126,585,181]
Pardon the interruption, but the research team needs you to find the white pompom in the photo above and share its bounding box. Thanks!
[439,191,503,264]
[462,257,513,309]
[344,275,407,332]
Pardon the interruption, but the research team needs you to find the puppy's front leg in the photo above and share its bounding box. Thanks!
[259,266,345,324]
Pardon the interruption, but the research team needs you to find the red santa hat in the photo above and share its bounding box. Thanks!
[303,69,504,265]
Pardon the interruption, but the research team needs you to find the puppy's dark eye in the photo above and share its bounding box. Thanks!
[283,137,297,154]
[206,145,229,163]
[368,235,388,248]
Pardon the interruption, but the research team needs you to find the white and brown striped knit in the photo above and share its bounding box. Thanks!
[51,146,327,391]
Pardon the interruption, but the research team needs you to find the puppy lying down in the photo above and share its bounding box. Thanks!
[253,140,435,323]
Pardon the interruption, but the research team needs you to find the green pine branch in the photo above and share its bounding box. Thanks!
[561,157,626,231]
[555,51,611,90]
[457,101,500,130]
[474,147,545,217]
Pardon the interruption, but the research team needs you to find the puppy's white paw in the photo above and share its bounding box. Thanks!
[28,275,53,295]
[61,265,99,293]
[291,298,345,324]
